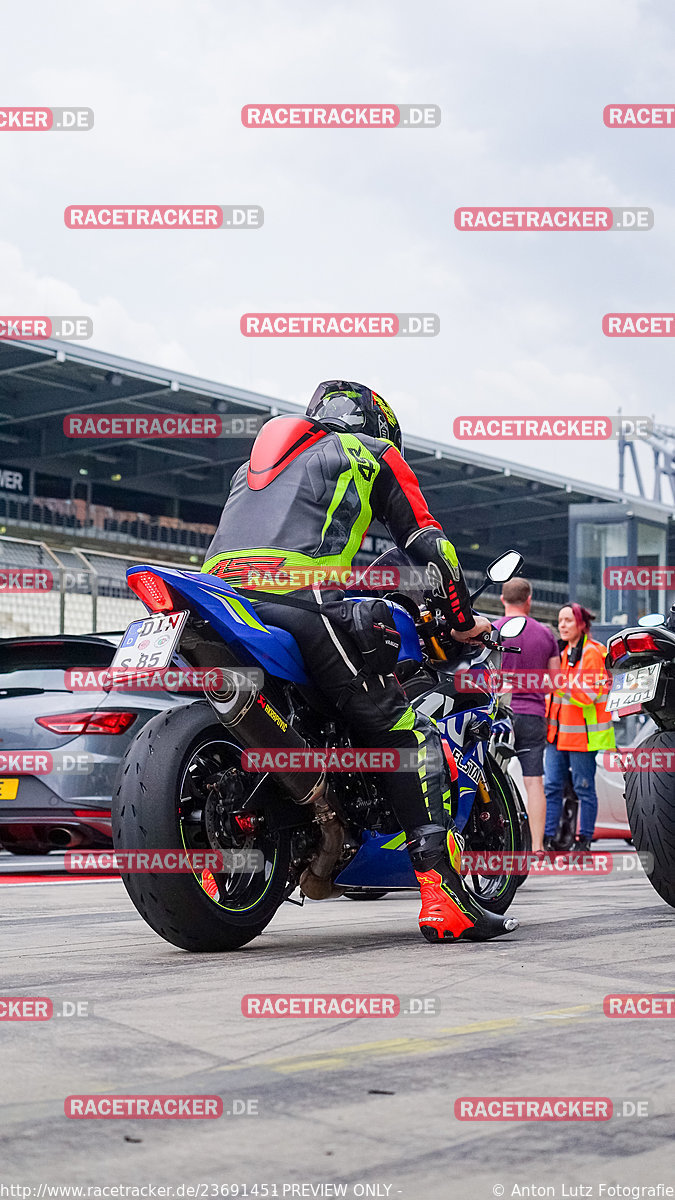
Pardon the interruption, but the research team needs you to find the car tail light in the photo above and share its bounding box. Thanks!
[36,711,137,735]
[625,632,659,654]
[607,637,627,664]
[127,570,174,613]
[73,809,111,819]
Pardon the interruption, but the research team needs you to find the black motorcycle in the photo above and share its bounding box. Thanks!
[606,607,675,908]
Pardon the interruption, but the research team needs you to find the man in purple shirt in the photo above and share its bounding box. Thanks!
[495,578,560,852]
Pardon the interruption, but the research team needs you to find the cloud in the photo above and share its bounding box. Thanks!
[0,0,673,495]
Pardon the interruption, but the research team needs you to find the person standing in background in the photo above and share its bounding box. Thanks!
[495,579,560,853]
[544,603,615,852]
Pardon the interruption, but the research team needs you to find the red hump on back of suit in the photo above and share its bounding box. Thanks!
[247,416,328,490]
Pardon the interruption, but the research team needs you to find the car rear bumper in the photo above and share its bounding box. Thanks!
[0,807,112,850]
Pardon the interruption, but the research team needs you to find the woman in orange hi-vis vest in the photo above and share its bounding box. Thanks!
[544,603,615,852]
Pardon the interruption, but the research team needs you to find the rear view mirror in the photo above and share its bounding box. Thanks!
[638,613,665,628]
[499,615,526,638]
[487,551,523,584]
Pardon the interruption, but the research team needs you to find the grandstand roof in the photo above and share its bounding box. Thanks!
[0,338,672,580]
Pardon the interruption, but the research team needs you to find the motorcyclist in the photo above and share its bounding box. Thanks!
[203,380,519,942]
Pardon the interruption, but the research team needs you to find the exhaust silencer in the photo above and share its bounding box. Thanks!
[205,672,325,805]
[206,669,347,900]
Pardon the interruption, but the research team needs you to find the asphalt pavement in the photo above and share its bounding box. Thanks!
[1,845,674,1198]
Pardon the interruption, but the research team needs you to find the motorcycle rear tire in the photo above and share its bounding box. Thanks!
[625,728,675,910]
[112,701,292,951]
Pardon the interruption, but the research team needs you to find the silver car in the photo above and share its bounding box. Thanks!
[0,634,191,854]
[505,711,654,845]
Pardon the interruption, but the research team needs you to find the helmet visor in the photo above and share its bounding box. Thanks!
[307,381,371,431]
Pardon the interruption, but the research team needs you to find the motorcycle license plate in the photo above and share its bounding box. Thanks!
[109,610,189,676]
[606,662,661,713]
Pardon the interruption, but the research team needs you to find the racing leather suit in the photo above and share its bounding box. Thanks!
[202,415,475,836]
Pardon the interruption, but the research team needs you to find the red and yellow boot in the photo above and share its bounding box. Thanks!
[408,824,519,943]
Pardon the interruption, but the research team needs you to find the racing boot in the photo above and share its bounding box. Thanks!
[407,824,519,943]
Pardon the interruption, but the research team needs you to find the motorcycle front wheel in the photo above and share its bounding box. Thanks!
[462,753,526,915]
[112,701,292,951]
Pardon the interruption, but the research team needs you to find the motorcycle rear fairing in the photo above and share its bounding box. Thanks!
[126,566,421,683]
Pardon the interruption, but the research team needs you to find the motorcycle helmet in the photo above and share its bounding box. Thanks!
[306,380,403,454]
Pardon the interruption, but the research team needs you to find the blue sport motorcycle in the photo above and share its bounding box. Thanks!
[111,548,530,950]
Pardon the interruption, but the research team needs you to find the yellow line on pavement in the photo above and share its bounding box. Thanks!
[216,1005,596,1077]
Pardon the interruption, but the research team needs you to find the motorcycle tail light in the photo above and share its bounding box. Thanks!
[607,637,627,663]
[127,570,174,613]
[36,711,137,735]
[625,632,659,654]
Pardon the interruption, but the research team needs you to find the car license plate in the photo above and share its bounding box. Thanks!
[109,610,189,676]
[0,778,19,800]
[607,662,661,713]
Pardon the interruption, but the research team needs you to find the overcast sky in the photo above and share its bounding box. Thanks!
[1,0,673,496]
